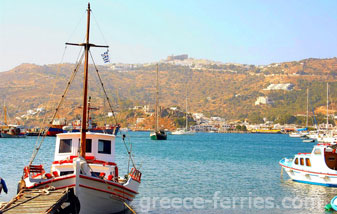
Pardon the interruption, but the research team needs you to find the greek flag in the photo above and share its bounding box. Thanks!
[101,50,110,63]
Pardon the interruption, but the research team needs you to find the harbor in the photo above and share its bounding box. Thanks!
[0,132,336,213]
[1,1,337,213]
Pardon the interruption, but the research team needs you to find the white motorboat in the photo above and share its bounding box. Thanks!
[280,143,337,187]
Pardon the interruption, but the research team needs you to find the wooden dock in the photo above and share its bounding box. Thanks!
[0,187,79,214]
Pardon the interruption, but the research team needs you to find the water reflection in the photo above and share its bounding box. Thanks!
[280,179,336,213]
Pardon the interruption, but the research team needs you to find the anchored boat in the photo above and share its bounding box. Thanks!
[280,143,337,187]
[18,3,141,214]
[150,64,167,140]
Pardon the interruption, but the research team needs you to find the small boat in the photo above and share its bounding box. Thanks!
[0,103,26,138]
[1,125,26,138]
[302,138,315,143]
[150,130,167,140]
[330,196,337,211]
[26,127,43,136]
[47,118,66,136]
[289,132,307,138]
[171,87,195,135]
[280,143,337,187]
[171,128,195,135]
[150,64,167,140]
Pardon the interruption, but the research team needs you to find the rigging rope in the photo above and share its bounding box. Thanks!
[28,45,68,165]
[91,12,109,46]
[88,50,118,126]
[28,51,85,166]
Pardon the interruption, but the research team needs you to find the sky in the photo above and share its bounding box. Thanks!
[1,0,337,72]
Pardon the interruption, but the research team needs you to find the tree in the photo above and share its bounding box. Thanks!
[248,112,264,124]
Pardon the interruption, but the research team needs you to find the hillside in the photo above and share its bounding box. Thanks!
[0,57,336,127]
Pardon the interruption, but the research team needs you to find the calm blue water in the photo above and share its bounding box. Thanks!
[0,132,334,213]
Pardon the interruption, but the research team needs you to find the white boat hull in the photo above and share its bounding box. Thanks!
[26,174,138,214]
[281,164,337,187]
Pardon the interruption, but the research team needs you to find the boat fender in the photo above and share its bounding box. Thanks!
[107,174,113,181]
[0,178,8,194]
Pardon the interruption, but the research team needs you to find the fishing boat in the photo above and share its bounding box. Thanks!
[62,97,120,136]
[279,143,337,187]
[47,118,66,136]
[1,125,26,138]
[150,64,167,140]
[18,4,141,214]
[0,104,26,138]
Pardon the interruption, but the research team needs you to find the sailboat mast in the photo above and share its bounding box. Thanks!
[306,88,309,128]
[80,3,91,158]
[3,103,7,125]
[185,89,188,130]
[326,82,329,130]
[155,64,159,132]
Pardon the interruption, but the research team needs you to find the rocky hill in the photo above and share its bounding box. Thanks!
[0,57,336,126]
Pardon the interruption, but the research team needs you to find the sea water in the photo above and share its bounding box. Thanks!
[0,132,334,213]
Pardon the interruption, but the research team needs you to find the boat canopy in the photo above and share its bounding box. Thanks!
[296,127,308,131]
[54,132,115,162]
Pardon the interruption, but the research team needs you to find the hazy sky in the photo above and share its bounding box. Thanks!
[1,0,337,71]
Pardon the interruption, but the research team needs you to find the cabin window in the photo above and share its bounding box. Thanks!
[294,158,298,165]
[59,139,72,153]
[86,139,92,153]
[300,158,304,166]
[314,149,321,155]
[305,158,311,167]
[98,140,111,154]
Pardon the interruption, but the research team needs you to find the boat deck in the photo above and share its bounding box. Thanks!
[0,187,79,214]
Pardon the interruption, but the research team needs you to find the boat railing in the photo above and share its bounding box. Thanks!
[129,168,142,182]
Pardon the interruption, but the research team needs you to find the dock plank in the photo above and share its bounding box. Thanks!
[0,187,79,214]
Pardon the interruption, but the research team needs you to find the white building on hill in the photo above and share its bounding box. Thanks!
[264,83,294,91]
[255,96,273,105]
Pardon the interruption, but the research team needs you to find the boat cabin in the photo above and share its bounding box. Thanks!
[291,144,337,172]
[50,132,118,180]
[54,132,115,162]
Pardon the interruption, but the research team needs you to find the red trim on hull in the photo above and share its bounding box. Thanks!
[55,184,76,189]
[79,175,138,194]
[113,188,135,198]
[79,184,132,201]
[279,163,337,176]
[26,175,76,189]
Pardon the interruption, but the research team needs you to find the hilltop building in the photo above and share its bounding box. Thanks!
[167,54,188,61]
[255,96,273,105]
[264,83,294,91]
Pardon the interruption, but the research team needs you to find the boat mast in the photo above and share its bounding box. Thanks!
[185,88,188,131]
[155,64,159,132]
[326,82,329,131]
[3,102,7,125]
[306,88,309,128]
[79,3,92,158]
[66,3,108,158]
